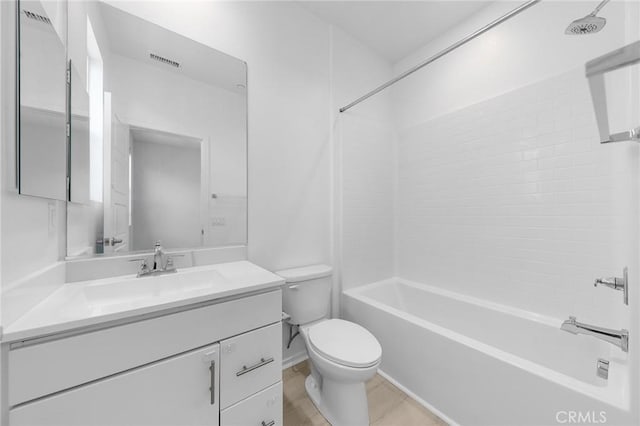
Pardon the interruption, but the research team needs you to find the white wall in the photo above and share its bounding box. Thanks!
[131,139,201,250]
[332,26,395,295]
[67,201,103,257]
[392,1,638,128]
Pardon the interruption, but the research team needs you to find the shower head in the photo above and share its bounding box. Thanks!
[565,14,607,35]
[565,0,610,35]
[565,14,606,35]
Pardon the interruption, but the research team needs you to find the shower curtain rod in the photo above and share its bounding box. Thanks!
[339,0,542,113]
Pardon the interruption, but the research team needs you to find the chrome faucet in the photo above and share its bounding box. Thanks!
[131,241,178,278]
[594,267,628,305]
[153,241,166,271]
[561,316,628,352]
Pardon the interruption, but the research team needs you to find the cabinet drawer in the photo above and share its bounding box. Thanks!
[220,322,282,408]
[9,290,281,406]
[221,381,282,426]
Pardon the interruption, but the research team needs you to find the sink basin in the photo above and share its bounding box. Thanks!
[82,269,229,313]
[2,261,285,342]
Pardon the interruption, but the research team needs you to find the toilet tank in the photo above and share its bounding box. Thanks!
[276,264,333,325]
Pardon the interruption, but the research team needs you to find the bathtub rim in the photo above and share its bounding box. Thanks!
[343,277,630,411]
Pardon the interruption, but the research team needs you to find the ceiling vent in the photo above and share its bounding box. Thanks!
[23,10,51,25]
[149,53,180,68]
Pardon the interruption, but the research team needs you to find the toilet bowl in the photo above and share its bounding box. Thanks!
[277,265,382,426]
[301,319,381,426]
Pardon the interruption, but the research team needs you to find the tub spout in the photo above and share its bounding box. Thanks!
[561,316,628,352]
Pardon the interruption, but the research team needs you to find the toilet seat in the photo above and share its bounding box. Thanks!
[307,319,382,368]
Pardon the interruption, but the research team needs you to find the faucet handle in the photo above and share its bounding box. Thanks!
[593,267,628,305]
[165,257,175,271]
[594,277,617,287]
[129,258,150,275]
[163,254,185,271]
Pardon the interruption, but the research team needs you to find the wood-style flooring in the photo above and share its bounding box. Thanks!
[283,360,447,426]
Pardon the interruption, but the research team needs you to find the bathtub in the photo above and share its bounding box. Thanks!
[343,279,633,426]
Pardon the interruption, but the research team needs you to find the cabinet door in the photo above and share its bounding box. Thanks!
[10,344,220,426]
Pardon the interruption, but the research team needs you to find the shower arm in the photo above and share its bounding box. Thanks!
[589,0,611,16]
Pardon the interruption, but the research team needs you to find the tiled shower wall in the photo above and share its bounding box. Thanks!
[396,69,634,325]
[333,25,396,293]
[341,114,395,289]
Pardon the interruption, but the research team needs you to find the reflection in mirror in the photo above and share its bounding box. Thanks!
[69,62,90,204]
[18,0,67,200]
[130,128,203,251]
[66,2,247,258]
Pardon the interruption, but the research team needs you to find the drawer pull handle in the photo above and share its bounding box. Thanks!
[236,357,274,377]
[262,421,275,426]
[209,360,216,405]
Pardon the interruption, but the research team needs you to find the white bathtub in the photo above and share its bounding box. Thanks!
[343,279,633,426]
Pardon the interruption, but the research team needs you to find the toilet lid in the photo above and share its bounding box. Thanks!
[308,319,382,368]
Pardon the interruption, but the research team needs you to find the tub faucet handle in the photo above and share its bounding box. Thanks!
[594,267,628,305]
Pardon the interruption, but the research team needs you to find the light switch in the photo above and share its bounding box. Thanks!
[211,217,226,227]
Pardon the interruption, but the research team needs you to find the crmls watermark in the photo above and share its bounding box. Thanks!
[556,411,607,424]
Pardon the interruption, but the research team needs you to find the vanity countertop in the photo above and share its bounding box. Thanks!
[2,261,284,343]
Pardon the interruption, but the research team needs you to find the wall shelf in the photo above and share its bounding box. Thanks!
[586,40,640,144]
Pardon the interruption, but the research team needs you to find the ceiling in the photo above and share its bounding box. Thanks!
[98,2,247,93]
[301,1,493,63]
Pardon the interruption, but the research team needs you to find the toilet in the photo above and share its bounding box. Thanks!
[276,265,382,426]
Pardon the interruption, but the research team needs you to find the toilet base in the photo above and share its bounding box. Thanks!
[304,374,370,426]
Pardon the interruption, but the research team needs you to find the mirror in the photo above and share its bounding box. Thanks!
[66,2,247,258]
[69,62,91,204]
[17,0,68,200]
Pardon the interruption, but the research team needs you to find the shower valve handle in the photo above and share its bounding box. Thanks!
[594,267,628,305]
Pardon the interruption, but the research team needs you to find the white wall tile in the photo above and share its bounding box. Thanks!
[331,26,395,292]
[396,68,634,326]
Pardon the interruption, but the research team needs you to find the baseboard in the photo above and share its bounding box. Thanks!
[282,353,308,370]
[377,369,459,426]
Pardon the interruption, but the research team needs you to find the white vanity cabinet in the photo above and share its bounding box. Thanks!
[5,289,283,426]
[10,344,221,426]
